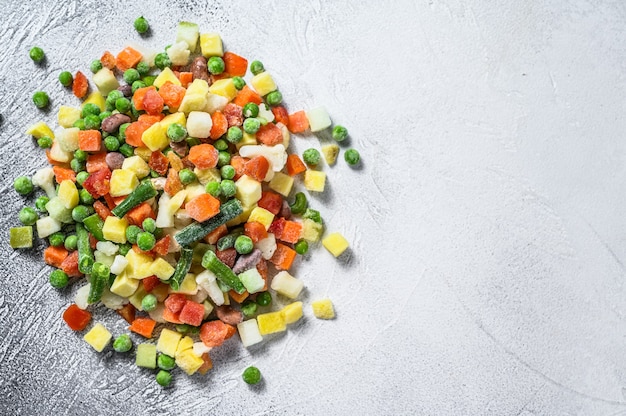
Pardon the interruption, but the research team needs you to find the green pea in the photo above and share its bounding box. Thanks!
[116,97,131,113]
[344,148,360,166]
[99,111,112,121]
[289,192,308,215]
[134,16,149,34]
[79,189,94,205]
[49,270,69,289]
[232,76,246,90]
[107,90,123,101]
[220,179,236,198]
[59,71,73,87]
[294,239,309,255]
[302,148,321,165]
[113,334,133,353]
[156,370,172,387]
[73,118,86,130]
[234,235,253,254]
[75,171,89,186]
[220,165,235,180]
[32,91,49,109]
[72,205,94,223]
[84,114,101,130]
[167,123,187,142]
[119,143,134,157]
[125,225,142,245]
[256,291,272,306]
[207,56,225,75]
[142,218,156,233]
[205,181,221,197]
[131,80,146,93]
[18,207,38,226]
[29,46,45,62]
[73,150,87,162]
[70,158,85,173]
[217,151,231,167]
[179,168,196,185]
[35,196,50,212]
[118,243,131,256]
[243,118,261,134]
[104,136,120,151]
[141,294,158,311]
[124,69,140,84]
[186,137,201,147]
[157,354,176,371]
[136,61,150,76]
[14,176,34,195]
[332,125,348,142]
[250,60,265,75]
[175,324,199,335]
[49,232,65,247]
[37,136,53,149]
[143,75,156,87]
[64,235,78,251]
[226,126,243,144]
[265,91,282,107]
[90,59,103,73]
[242,366,261,385]
[154,52,171,70]
[118,123,130,142]
[214,138,229,151]
[81,103,100,118]
[241,300,258,317]
[137,232,156,251]
[242,103,259,118]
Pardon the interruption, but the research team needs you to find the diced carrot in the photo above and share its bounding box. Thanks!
[205,224,228,245]
[187,143,218,169]
[149,151,169,175]
[186,194,221,222]
[199,320,236,347]
[124,121,151,147]
[45,150,70,167]
[86,152,108,173]
[268,217,286,239]
[197,353,213,375]
[165,293,188,313]
[44,246,69,268]
[93,200,112,220]
[116,303,136,324]
[178,72,193,88]
[132,86,156,111]
[83,168,112,198]
[279,220,303,244]
[230,155,248,180]
[256,123,283,146]
[137,114,164,125]
[125,202,156,226]
[103,193,117,210]
[52,166,76,184]
[270,243,297,270]
[258,191,283,215]
[232,85,263,108]
[209,111,228,140]
[223,52,248,77]
[164,168,183,196]
[129,317,157,338]
[157,81,186,109]
[60,250,82,277]
[100,51,116,70]
[271,106,289,126]
[112,195,126,205]
[116,46,143,72]
[229,290,249,304]
[78,130,102,152]
[152,235,171,256]
[179,300,205,327]
[288,110,309,133]
[142,275,161,293]
[244,221,268,243]
[89,235,97,250]
[286,154,307,176]
[243,155,270,182]
[256,258,268,290]
[63,304,91,331]
[72,71,89,99]
[142,88,164,116]
[162,308,182,324]
[167,152,184,171]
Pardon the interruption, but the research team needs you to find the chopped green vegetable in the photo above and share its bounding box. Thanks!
[157,354,176,371]
[35,196,50,212]
[303,148,321,165]
[201,250,245,294]
[174,199,243,246]
[137,232,156,251]
[241,300,258,317]
[256,291,272,306]
[242,366,261,384]
[76,223,94,274]
[332,125,348,142]
[154,52,171,70]
[141,294,157,311]
[112,180,158,218]
[303,208,322,224]
[207,57,225,74]
[250,60,265,75]
[82,213,105,241]
[289,192,308,215]
[234,235,253,254]
[72,205,94,223]
[156,370,172,387]
[136,344,157,369]
[32,91,49,109]
[88,262,110,304]
[37,136,53,148]
[49,270,69,289]
[113,334,133,353]
[9,226,33,249]
[169,247,193,291]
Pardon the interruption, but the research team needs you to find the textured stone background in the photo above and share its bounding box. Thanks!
[2,0,626,415]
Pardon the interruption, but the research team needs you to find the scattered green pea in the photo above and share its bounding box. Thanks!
[220,179,236,198]
[242,103,259,118]
[64,235,78,251]
[141,294,157,312]
[241,300,258,317]
[104,136,120,151]
[99,111,112,121]
[256,291,272,307]
[113,334,133,353]
[134,16,149,34]
[37,136,53,149]
[214,138,229,151]
[167,123,187,142]
[125,225,142,245]
[242,366,262,385]
[132,80,146,93]
[232,76,246,90]
[29,46,45,63]
[14,176,34,195]
[49,270,69,289]
[205,181,221,197]
[154,52,171,70]
[302,148,321,165]
[32,91,49,109]
[137,232,156,251]
[265,91,282,107]
[217,151,231,167]
[75,171,89,186]
[124,68,140,84]
[179,168,196,185]
[72,205,93,223]
[18,207,38,226]
[70,158,85,173]
[59,71,73,87]
[35,196,50,212]
[116,97,131,113]
[207,56,225,74]
[84,114,101,130]
[294,239,309,255]
[156,370,172,387]
[220,165,235,180]
[234,235,253,254]
[118,243,132,256]
[48,232,65,247]
[78,189,94,205]
[332,125,348,142]
[303,208,322,224]
[157,354,176,371]
[344,148,360,166]
[90,59,103,73]
[136,61,150,76]
[226,126,243,143]
[119,143,134,157]
[73,118,86,130]
[142,218,156,233]
[250,60,265,75]
[243,118,261,134]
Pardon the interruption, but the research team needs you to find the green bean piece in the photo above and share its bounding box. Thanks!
[169,247,193,291]
[88,262,110,304]
[174,199,242,246]
[112,180,158,218]
[289,192,308,215]
[201,250,245,294]
[82,213,105,241]
[76,223,94,274]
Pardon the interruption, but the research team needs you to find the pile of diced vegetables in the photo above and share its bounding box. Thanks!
[9,19,358,387]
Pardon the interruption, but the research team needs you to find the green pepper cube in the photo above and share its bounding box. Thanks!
[10,226,33,248]
[136,343,157,369]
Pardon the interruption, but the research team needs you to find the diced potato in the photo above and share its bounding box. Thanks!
[175,349,204,375]
[303,170,326,192]
[302,219,324,242]
[322,232,349,257]
[102,216,128,244]
[157,329,182,357]
[321,144,340,165]
[235,175,262,207]
[250,72,277,96]
[238,268,265,294]
[305,107,332,132]
[235,132,257,150]
[186,111,213,138]
[122,155,151,179]
[200,32,223,57]
[49,141,72,163]
[83,323,112,352]
[186,79,211,96]
[141,122,169,151]
[271,271,304,299]
[167,41,191,66]
[204,93,228,114]
[110,271,140,297]
[194,167,221,185]
[36,216,62,238]
[150,257,175,280]
[247,207,275,230]
[311,298,335,319]
[256,233,277,260]
[238,144,287,172]
[57,106,82,128]
[26,121,54,139]
[257,311,286,335]
[160,112,186,128]
[176,336,194,355]
[282,301,303,324]
[134,146,152,161]
[208,79,237,102]
[179,93,208,114]
[176,21,200,51]
[58,180,79,209]
[268,171,294,197]
[109,169,139,196]
[237,319,263,347]
[125,249,154,279]
[92,68,119,96]
[184,183,206,204]
[56,127,80,152]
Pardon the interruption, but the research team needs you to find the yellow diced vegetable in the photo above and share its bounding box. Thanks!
[250,72,277,96]
[322,232,349,257]
[110,271,139,298]
[156,328,182,358]
[282,301,303,324]
[26,121,54,139]
[257,311,287,335]
[311,298,335,319]
[169,273,198,295]
[109,169,139,197]
[235,175,262,207]
[83,323,112,352]
[150,258,175,280]
[208,78,237,101]
[122,155,151,179]
[128,285,148,311]
[175,349,204,375]
[125,249,154,279]
[302,219,324,242]
[57,106,82,128]
[268,172,294,197]
[161,112,187,128]
[247,207,275,230]
[176,336,194,355]
[82,91,106,112]
[57,180,79,209]
[321,144,340,165]
[303,170,326,192]
[153,67,182,88]
[141,122,169,151]
[102,216,128,244]
[134,146,152,162]
[200,33,223,57]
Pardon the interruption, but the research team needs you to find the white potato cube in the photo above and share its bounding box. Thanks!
[176,21,200,51]
[204,93,228,114]
[92,68,119,96]
[238,144,287,172]
[271,271,304,299]
[36,216,62,238]
[186,111,213,138]
[235,175,262,207]
[237,319,263,348]
[238,268,265,294]
[306,106,332,132]
[256,233,277,260]
[110,255,129,275]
